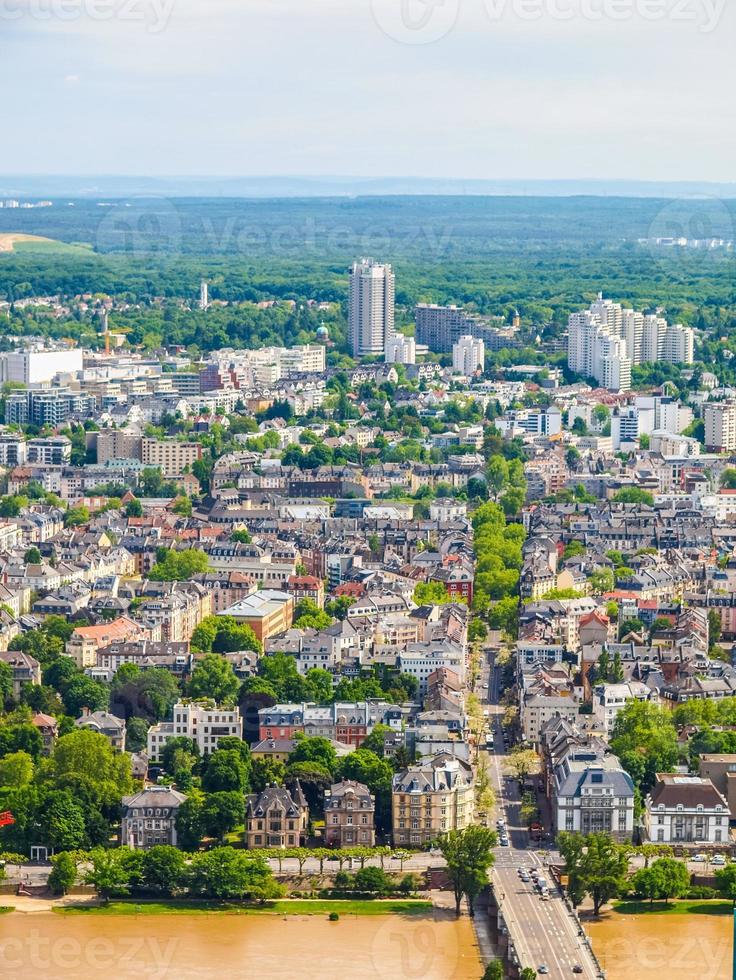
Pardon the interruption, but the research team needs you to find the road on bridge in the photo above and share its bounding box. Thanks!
[477,650,602,979]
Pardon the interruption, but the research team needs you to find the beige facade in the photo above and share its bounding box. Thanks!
[141,438,202,477]
[245,785,308,849]
[220,590,294,642]
[392,753,475,847]
[96,428,143,463]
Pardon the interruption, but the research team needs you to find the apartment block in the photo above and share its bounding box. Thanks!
[415,304,478,353]
[391,754,474,847]
[452,335,485,378]
[141,438,202,477]
[26,436,72,466]
[5,388,96,426]
[704,401,736,453]
[385,334,416,364]
[96,428,143,463]
[147,700,243,760]
[0,434,27,467]
[568,295,694,392]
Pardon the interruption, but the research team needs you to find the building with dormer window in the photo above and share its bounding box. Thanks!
[324,780,375,848]
[245,783,308,849]
[391,753,474,847]
[121,785,187,849]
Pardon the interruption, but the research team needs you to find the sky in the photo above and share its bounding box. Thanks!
[1,0,734,180]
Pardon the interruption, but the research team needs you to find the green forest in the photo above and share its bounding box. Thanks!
[1,196,735,355]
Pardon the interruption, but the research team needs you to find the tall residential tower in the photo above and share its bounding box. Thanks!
[348,259,395,357]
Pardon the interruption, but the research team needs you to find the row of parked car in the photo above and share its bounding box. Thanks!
[691,852,726,865]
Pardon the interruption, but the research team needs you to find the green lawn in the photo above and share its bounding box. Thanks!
[0,907,13,915]
[56,898,434,917]
[613,899,733,916]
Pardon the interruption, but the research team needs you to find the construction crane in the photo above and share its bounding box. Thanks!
[98,311,126,353]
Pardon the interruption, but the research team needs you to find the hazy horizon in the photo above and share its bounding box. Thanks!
[3,175,736,201]
[2,0,734,180]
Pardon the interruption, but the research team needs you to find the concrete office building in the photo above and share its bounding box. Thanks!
[0,348,83,385]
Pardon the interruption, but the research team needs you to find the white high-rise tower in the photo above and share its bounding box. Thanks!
[348,259,395,357]
[199,281,209,311]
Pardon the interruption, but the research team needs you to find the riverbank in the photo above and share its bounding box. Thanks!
[611,899,732,916]
[56,898,435,916]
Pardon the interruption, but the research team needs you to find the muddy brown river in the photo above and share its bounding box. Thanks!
[0,910,482,980]
[588,911,733,980]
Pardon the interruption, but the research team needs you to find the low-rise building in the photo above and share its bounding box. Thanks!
[245,784,308,849]
[324,779,376,847]
[0,649,41,697]
[75,709,127,751]
[121,785,187,849]
[257,700,401,746]
[523,695,582,746]
[219,590,294,642]
[592,681,653,736]
[31,712,59,755]
[554,752,635,841]
[645,774,729,844]
[698,754,736,818]
[286,574,325,609]
[66,616,148,669]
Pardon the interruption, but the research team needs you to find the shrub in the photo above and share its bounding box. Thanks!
[329,911,340,921]
[399,872,422,895]
[687,886,719,899]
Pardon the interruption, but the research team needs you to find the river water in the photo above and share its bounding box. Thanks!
[0,911,482,980]
[587,911,732,980]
